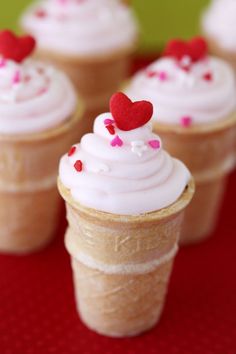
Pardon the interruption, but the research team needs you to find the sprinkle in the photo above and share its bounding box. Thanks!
[0,58,6,68]
[146,70,158,78]
[203,72,213,81]
[106,124,115,135]
[104,118,114,125]
[74,160,83,172]
[35,9,47,18]
[158,71,168,81]
[12,71,21,84]
[180,116,192,127]
[131,140,147,157]
[92,163,110,173]
[111,135,123,147]
[148,140,160,149]
[68,146,76,157]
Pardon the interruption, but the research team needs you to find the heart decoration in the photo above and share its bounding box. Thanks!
[0,30,36,63]
[163,37,208,63]
[110,92,153,131]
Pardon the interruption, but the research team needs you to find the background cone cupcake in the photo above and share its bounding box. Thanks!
[58,92,194,337]
[125,37,236,245]
[20,0,139,138]
[201,0,236,72]
[0,30,81,254]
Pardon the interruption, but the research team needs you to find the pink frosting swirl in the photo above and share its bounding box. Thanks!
[0,58,77,134]
[59,113,190,215]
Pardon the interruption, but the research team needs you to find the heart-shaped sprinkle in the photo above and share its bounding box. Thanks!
[180,116,192,127]
[74,160,83,172]
[104,118,114,125]
[111,135,123,147]
[203,72,213,81]
[110,92,153,131]
[106,124,115,135]
[158,71,168,81]
[0,30,36,63]
[148,140,160,149]
[164,37,208,63]
[68,146,76,157]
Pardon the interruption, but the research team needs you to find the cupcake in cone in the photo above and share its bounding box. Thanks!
[20,0,139,136]
[0,30,80,254]
[58,92,194,337]
[125,37,236,245]
[201,0,236,72]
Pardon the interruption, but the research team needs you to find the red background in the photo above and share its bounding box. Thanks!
[0,58,236,354]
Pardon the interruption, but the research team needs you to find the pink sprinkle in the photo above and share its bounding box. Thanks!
[12,71,21,84]
[104,118,114,125]
[58,0,68,4]
[111,135,123,147]
[180,116,192,127]
[158,71,168,81]
[0,58,6,68]
[148,140,160,149]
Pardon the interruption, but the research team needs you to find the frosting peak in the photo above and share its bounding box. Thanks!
[59,94,190,215]
[21,0,138,57]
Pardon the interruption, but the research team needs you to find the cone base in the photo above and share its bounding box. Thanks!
[71,257,173,337]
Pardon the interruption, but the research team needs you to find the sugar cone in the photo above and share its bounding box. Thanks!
[58,178,194,337]
[36,48,136,135]
[0,110,81,254]
[153,111,236,244]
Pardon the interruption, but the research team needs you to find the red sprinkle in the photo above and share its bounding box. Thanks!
[74,160,83,172]
[203,72,213,81]
[146,70,157,78]
[68,146,76,157]
[35,9,47,18]
[106,124,115,135]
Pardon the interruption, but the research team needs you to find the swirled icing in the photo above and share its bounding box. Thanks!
[59,113,190,215]
[0,58,77,134]
[125,56,236,125]
[21,0,138,57]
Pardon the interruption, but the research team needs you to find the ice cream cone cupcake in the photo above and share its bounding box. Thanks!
[58,92,194,337]
[20,0,139,136]
[0,30,81,254]
[201,0,236,72]
[125,37,236,244]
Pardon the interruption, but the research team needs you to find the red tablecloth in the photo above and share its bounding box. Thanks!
[0,58,236,354]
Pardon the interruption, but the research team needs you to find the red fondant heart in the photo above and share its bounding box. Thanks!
[0,30,36,63]
[164,37,208,63]
[110,93,153,131]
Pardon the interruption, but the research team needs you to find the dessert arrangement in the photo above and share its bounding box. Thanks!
[0,0,235,342]
[125,37,236,244]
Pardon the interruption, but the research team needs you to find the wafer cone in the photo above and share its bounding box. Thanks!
[153,111,236,244]
[36,48,136,135]
[0,110,81,254]
[58,178,194,337]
